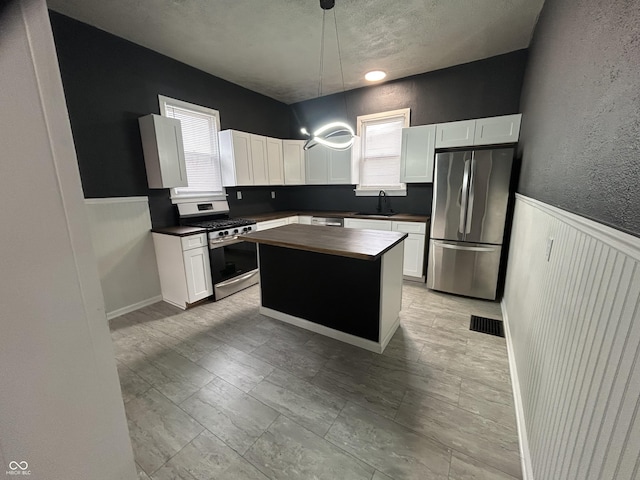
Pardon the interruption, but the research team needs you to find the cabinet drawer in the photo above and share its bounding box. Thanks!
[181,233,207,251]
[435,119,476,148]
[344,218,392,231]
[392,221,427,235]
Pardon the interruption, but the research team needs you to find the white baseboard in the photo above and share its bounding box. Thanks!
[259,306,399,354]
[106,295,162,320]
[501,298,534,480]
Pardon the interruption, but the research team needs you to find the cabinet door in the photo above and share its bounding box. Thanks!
[474,114,522,145]
[343,218,392,230]
[250,135,269,185]
[183,246,213,303]
[283,140,305,185]
[139,114,188,188]
[400,125,436,183]
[266,137,284,185]
[231,131,253,185]
[257,218,289,231]
[328,148,352,184]
[298,215,312,225]
[435,119,476,148]
[305,146,329,184]
[402,233,425,278]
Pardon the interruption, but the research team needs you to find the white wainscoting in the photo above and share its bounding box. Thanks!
[503,194,640,480]
[85,197,161,319]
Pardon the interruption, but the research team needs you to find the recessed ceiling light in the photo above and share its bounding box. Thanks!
[365,70,386,82]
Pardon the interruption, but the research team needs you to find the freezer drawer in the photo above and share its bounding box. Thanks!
[427,240,502,300]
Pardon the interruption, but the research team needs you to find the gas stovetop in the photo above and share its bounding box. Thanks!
[185,217,255,231]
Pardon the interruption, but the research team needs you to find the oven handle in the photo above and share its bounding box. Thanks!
[216,270,259,287]
[209,236,242,248]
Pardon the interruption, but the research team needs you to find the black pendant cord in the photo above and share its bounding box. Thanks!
[333,8,350,122]
[318,10,326,98]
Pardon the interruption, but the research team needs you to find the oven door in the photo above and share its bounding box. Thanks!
[209,238,259,300]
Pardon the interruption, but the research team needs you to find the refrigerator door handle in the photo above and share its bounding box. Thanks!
[434,241,497,253]
[465,154,476,234]
[459,159,471,234]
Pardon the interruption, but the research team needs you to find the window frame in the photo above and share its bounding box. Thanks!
[354,108,410,197]
[158,95,226,204]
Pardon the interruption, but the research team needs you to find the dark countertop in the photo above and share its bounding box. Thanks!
[241,211,430,223]
[151,226,207,237]
[241,224,408,260]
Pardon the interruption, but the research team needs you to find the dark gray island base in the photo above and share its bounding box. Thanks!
[242,224,407,353]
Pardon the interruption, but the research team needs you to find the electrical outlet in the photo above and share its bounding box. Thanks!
[546,237,554,262]
[271,191,276,199]
[236,191,242,200]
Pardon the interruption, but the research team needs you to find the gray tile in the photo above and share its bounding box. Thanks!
[373,471,394,480]
[180,376,279,454]
[458,379,516,427]
[400,322,468,351]
[207,322,270,353]
[311,367,404,419]
[395,390,521,478]
[249,368,346,436]
[125,389,204,475]
[197,344,274,392]
[367,355,462,405]
[152,430,268,480]
[326,402,451,480]
[382,330,425,363]
[251,341,327,381]
[448,451,520,480]
[133,350,215,404]
[245,415,374,480]
[136,463,151,480]
[117,362,152,404]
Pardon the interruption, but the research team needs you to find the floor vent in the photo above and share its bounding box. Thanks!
[470,315,505,338]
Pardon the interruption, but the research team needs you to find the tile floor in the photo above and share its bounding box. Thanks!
[110,282,522,480]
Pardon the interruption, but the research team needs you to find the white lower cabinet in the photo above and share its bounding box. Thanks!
[152,232,213,309]
[344,218,426,279]
[298,215,312,225]
[257,217,289,231]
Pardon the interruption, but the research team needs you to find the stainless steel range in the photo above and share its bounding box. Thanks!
[178,201,259,301]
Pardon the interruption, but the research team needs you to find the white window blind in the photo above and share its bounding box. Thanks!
[356,108,410,195]
[159,96,223,198]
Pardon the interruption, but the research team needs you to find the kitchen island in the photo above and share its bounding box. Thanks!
[241,224,407,353]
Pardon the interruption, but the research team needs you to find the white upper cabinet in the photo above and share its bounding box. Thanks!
[400,124,436,183]
[305,136,354,185]
[283,140,305,185]
[139,114,188,188]
[250,134,269,185]
[435,114,522,148]
[435,119,476,148]
[219,129,252,186]
[305,145,329,184]
[474,114,522,145]
[266,137,285,185]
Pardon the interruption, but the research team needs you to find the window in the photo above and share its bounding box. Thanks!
[355,108,410,196]
[158,95,224,202]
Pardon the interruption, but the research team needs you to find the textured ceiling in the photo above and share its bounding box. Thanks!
[47,0,545,104]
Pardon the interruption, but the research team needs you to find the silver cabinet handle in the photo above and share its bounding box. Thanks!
[435,241,496,252]
[216,270,258,287]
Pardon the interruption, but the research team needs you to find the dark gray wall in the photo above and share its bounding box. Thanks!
[50,11,290,227]
[517,0,640,236]
[290,50,528,136]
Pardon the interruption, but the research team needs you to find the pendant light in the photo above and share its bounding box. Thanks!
[301,0,355,151]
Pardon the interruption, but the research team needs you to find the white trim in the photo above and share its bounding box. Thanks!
[356,108,411,135]
[170,193,228,204]
[106,295,162,320]
[84,196,148,205]
[354,188,407,197]
[516,193,640,261]
[501,299,534,480]
[259,306,397,354]
[158,95,220,119]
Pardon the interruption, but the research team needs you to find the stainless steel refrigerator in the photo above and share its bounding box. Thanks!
[426,147,513,300]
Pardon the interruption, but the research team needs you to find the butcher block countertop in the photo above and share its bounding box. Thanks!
[241,224,407,261]
[151,226,207,237]
[243,211,429,223]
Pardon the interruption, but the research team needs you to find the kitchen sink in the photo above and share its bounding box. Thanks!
[354,212,396,217]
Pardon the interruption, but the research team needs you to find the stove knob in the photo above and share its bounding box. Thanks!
[218,232,224,237]
[247,226,252,231]
[223,231,229,236]
[233,229,239,234]
[242,227,248,232]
